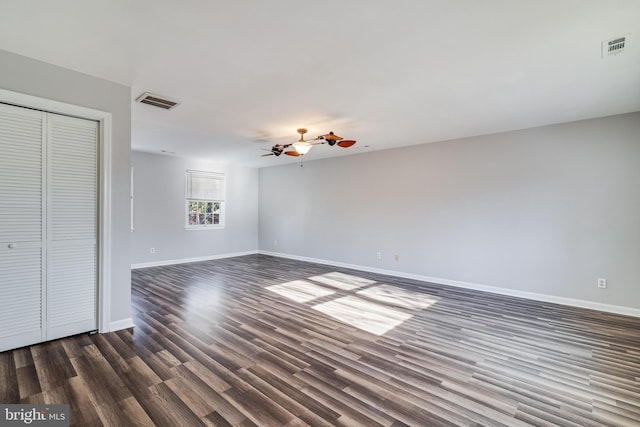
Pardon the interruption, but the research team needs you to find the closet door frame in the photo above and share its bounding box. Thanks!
[0,88,112,334]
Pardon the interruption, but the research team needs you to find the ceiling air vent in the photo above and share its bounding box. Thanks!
[602,35,627,58]
[135,92,180,110]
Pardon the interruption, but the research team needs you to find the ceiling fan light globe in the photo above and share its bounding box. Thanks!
[293,142,312,155]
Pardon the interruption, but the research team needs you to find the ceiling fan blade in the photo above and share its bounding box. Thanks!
[284,150,301,157]
[337,139,356,148]
[261,153,274,157]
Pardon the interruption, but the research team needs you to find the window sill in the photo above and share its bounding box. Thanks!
[185,225,225,231]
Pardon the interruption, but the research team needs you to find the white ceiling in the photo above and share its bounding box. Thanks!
[1,1,639,168]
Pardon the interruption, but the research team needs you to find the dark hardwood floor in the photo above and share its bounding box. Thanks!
[2,254,640,426]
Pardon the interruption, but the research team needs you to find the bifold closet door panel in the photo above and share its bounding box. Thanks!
[0,104,45,352]
[46,113,98,340]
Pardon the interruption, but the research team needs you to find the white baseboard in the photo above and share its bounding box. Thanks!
[258,250,640,318]
[131,250,258,270]
[109,317,135,332]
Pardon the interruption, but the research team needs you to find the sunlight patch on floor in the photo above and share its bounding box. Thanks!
[266,280,335,303]
[308,272,376,290]
[357,284,439,310]
[312,296,412,335]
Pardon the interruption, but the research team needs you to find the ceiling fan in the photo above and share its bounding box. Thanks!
[261,128,357,157]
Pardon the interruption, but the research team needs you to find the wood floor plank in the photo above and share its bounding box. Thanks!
[248,364,341,423]
[235,367,338,427]
[30,340,77,392]
[164,376,218,418]
[294,370,397,426]
[171,364,248,425]
[1,254,639,426]
[16,364,41,399]
[64,376,103,427]
[222,384,297,426]
[117,396,156,427]
[142,382,208,427]
[12,346,34,369]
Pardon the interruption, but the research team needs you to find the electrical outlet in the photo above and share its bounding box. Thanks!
[597,278,607,289]
[394,254,399,262]
[376,251,381,260]
[150,247,156,254]
[274,240,278,246]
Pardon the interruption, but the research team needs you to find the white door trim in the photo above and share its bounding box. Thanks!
[0,88,113,333]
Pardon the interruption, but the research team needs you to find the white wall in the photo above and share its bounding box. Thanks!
[131,151,259,265]
[259,112,640,312]
[0,49,132,325]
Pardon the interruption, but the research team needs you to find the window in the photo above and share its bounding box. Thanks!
[185,170,225,229]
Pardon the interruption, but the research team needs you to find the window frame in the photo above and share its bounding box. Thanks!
[184,170,225,230]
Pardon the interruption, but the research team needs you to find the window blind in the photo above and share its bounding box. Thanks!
[186,170,225,201]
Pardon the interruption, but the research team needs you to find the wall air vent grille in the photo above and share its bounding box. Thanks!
[602,36,627,58]
[135,92,180,110]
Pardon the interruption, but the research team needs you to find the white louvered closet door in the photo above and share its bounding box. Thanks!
[0,103,98,352]
[0,104,46,352]
[46,114,98,341]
